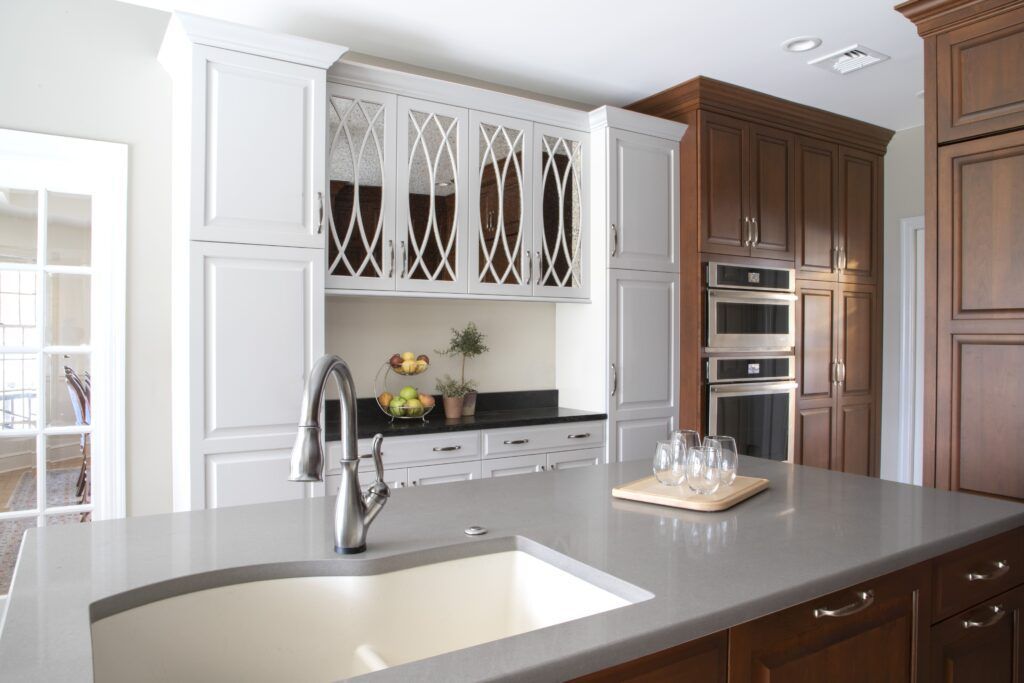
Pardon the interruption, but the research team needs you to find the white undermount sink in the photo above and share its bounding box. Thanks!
[90,540,649,681]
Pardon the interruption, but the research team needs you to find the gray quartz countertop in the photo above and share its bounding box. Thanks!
[3,458,1024,681]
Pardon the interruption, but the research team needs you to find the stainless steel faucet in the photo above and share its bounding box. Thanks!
[289,355,389,554]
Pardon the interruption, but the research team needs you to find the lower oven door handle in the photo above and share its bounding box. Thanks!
[709,381,799,395]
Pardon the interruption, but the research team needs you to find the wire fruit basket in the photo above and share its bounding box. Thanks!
[374,353,435,421]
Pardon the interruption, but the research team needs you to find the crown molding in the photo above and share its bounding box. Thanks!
[588,106,688,141]
[896,0,1024,36]
[165,11,347,68]
[627,76,894,155]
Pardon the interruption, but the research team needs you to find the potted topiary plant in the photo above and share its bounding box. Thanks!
[436,322,489,416]
[435,375,475,420]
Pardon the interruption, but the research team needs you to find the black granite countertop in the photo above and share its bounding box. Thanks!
[324,390,607,440]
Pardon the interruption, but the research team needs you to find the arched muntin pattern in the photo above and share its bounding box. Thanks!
[327,96,387,279]
[539,134,583,289]
[406,110,459,282]
[477,123,525,285]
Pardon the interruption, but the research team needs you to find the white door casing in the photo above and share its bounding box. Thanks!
[607,129,679,272]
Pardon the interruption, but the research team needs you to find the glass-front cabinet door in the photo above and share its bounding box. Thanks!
[325,85,396,290]
[469,112,532,295]
[396,97,468,294]
[533,124,588,299]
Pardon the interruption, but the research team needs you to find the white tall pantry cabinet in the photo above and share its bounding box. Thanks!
[160,13,346,510]
[557,108,686,463]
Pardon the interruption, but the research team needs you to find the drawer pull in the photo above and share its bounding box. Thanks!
[432,445,462,452]
[813,590,874,619]
[567,433,591,439]
[963,604,1006,629]
[503,439,530,445]
[966,560,1010,582]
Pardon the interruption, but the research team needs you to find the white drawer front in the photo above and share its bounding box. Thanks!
[329,432,481,473]
[407,461,481,487]
[326,468,408,495]
[481,453,547,478]
[547,446,604,471]
[482,421,605,458]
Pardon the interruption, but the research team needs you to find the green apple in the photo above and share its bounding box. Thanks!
[404,398,423,416]
[399,386,418,400]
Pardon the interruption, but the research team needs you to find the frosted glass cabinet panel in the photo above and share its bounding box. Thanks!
[325,84,397,290]
[469,112,533,295]
[534,124,589,299]
[396,97,469,294]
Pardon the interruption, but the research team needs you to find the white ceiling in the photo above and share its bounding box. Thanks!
[123,0,924,131]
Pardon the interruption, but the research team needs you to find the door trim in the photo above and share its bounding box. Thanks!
[896,216,925,486]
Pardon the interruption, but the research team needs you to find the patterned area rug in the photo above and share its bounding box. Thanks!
[0,467,83,594]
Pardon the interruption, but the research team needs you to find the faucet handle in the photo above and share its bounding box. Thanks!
[370,433,385,483]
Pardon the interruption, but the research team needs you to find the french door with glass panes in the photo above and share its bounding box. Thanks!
[0,129,125,596]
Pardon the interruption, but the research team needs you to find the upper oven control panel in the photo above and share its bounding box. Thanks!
[707,262,795,292]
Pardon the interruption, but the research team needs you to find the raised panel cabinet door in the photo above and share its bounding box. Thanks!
[728,564,927,683]
[481,453,546,477]
[837,285,877,400]
[937,6,1024,143]
[608,269,679,462]
[396,97,469,294]
[929,584,1024,683]
[469,111,533,296]
[195,46,326,248]
[607,128,679,272]
[571,630,727,682]
[547,446,604,470]
[795,137,839,279]
[838,147,879,284]
[796,403,835,470]
[796,282,837,402]
[836,399,875,476]
[205,448,311,509]
[940,130,1024,320]
[325,84,397,291]
[748,124,795,261]
[533,123,589,299]
[950,335,1024,500]
[407,460,482,487]
[700,112,750,257]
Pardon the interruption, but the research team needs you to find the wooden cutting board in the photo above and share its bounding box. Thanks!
[612,474,769,512]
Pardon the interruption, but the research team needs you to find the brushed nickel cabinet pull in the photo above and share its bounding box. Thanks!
[432,445,462,452]
[399,241,407,278]
[813,590,874,618]
[317,191,325,235]
[526,250,532,285]
[503,439,529,445]
[567,433,591,439]
[610,223,619,257]
[751,217,759,246]
[610,363,618,396]
[966,560,1010,582]
[387,240,395,278]
[962,604,1006,629]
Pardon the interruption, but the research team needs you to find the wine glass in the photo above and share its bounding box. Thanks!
[686,445,721,495]
[653,441,686,486]
[670,429,701,457]
[704,435,738,487]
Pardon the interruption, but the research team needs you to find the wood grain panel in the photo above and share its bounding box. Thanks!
[839,402,873,476]
[571,631,727,682]
[700,112,748,256]
[797,284,836,401]
[797,404,834,470]
[749,124,794,260]
[840,287,876,397]
[839,148,878,284]
[795,137,838,278]
[953,336,1024,499]
[929,584,1024,683]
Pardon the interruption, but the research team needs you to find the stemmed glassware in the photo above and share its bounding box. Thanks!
[703,435,738,487]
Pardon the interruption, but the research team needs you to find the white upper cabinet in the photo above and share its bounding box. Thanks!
[396,97,470,294]
[607,128,679,272]
[469,111,534,296]
[533,124,590,300]
[325,84,397,290]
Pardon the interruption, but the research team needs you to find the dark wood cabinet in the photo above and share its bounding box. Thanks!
[795,136,840,278]
[796,281,879,475]
[898,0,1024,503]
[571,631,728,682]
[728,564,928,682]
[838,147,880,284]
[930,584,1024,682]
[699,112,795,260]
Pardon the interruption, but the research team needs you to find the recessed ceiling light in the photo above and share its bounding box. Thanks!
[782,36,822,53]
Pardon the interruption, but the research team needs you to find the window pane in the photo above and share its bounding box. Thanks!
[46,353,89,428]
[44,433,88,509]
[46,273,90,346]
[46,192,91,266]
[0,517,36,594]
[0,436,38,512]
[0,188,38,264]
[0,352,38,430]
[0,270,39,347]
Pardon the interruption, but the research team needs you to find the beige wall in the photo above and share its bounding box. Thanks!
[0,0,173,515]
[326,297,556,398]
[880,125,925,481]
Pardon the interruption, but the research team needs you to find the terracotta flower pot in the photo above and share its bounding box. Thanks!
[461,390,478,416]
[443,396,465,420]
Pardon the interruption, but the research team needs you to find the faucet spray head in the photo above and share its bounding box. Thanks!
[289,426,324,482]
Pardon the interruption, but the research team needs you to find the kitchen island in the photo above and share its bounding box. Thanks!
[2,457,1023,681]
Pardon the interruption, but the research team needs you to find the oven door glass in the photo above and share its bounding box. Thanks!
[707,381,796,461]
[707,290,796,351]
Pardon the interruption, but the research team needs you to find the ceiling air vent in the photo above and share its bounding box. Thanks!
[808,44,889,75]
